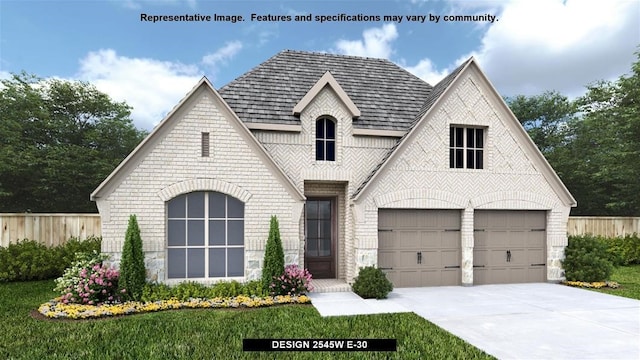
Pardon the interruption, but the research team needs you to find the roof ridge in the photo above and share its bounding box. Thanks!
[281,49,392,62]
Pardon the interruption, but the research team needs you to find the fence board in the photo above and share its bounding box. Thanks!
[567,217,640,237]
[0,214,101,248]
[1,214,639,248]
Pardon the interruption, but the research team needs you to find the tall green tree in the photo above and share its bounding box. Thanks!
[506,91,577,157]
[120,214,146,301]
[262,216,285,293]
[507,49,640,216]
[0,72,147,212]
[572,50,640,215]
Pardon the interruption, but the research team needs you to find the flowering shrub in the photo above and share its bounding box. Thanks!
[54,251,109,294]
[54,251,123,306]
[269,265,313,296]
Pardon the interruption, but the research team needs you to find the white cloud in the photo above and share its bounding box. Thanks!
[77,49,201,131]
[408,0,639,98]
[334,23,399,58]
[74,40,243,131]
[404,58,451,86]
[202,41,243,68]
[473,0,639,97]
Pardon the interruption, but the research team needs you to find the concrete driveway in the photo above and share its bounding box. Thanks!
[308,283,640,359]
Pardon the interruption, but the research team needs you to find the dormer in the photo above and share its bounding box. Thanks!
[292,71,361,119]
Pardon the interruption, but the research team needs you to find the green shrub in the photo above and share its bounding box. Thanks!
[351,266,393,299]
[56,236,102,273]
[140,280,268,301]
[563,235,613,282]
[242,280,267,297]
[0,237,101,282]
[120,215,146,301]
[209,280,243,298]
[141,283,173,302]
[606,233,640,265]
[261,216,285,292]
[172,281,209,301]
[0,240,57,281]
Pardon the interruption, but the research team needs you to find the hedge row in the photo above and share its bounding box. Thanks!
[0,237,101,282]
[564,233,639,282]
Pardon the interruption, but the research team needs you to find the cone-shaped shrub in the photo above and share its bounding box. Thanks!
[262,216,285,292]
[120,214,146,301]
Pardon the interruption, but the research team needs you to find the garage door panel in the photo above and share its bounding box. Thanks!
[378,251,395,269]
[441,250,460,267]
[528,249,545,264]
[473,211,547,285]
[441,230,461,246]
[509,249,526,266]
[474,231,488,248]
[378,209,461,287]
[378,231,394,249]
[526,232,545,247]
[398,230,420,249]
[421,231,442,248]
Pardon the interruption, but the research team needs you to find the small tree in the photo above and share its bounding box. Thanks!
[262,216,285,292]
[120,214,146,300]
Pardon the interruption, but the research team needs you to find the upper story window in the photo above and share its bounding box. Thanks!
[450,126,484,169]
[316,117,335,161]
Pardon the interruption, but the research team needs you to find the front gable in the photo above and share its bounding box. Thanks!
[354,60,576,208]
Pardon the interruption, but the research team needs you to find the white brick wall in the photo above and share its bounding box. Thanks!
[97,88,300,283]
[355,71,571,283]
[98,67,572,286]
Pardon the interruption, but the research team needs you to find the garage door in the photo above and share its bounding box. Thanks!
[473,210,546,285]
[378,209,461,287]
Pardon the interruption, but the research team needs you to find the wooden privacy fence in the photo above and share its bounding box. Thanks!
[1,214,639,248]
[0,213,101,248]
[567,217,640,238]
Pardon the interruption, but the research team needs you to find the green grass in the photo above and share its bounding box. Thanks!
[0,280,494,360]
[593,264,640,300]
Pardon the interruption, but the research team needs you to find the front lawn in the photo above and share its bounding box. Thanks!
[0,281,494,359]
[593,265,640,300]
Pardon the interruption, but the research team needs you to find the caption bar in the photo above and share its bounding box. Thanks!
[243,339,397,352]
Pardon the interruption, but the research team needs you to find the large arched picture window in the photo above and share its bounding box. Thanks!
[167,191,244,279]
[316,117,336,161]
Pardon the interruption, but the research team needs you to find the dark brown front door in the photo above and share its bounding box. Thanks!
[305,199,335,278]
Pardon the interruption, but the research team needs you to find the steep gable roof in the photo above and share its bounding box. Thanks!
[218,50,432,131]
[91,77,304,201]
[352,58,576,207]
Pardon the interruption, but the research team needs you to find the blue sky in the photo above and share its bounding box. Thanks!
[1,0,638,131]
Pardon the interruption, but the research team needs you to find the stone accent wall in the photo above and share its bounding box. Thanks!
[96,88,301,283]
[355,70,572,283]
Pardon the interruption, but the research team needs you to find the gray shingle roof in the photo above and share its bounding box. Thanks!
[218,50,433,131]
[352,58,472,199]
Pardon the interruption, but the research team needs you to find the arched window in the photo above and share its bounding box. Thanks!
[316,117,336,161]
[167,191,244,279]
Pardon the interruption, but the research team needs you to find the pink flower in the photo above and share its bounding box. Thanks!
[120,289,126,293]
[102,289,107,294]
